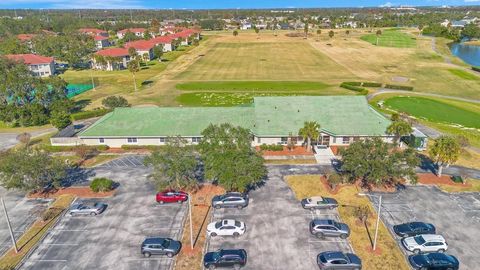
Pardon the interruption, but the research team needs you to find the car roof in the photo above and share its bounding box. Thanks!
[312,219,336,225]
[427,253,457,263]
[419,234,445,242]
[219,249,245,256]
[410,222,429,228]
[310,196,324,201]
[143,237,168,244]
[321,251,348,261]
[222,219,238,226]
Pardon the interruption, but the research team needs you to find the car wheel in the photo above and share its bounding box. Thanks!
[214,205,221,209]
[90,212,97,216]
[413,249,421,254]
[340,234,348,239]
[143,252,151,258]
[210,232,217,237]
[166,252,174,258]
[233,232,240,237]
[438,249,445,253]
[208,265,216,270]
[237,205,243,209]
[233,264,241,270]
[315,232,324,239]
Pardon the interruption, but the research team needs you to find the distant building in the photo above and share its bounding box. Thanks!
[92,48,130,71]
[5,54,55,77]
[125,40,155,61]
[117,28,147,39]
[94,36,111,49]
[78,28,109,37]
[149,36,175,52]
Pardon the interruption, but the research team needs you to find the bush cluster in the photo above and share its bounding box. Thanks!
[362,82,383,87]
[472,66,480,72]
[41,207,63,221]
[70,109,112,121]
[340,82,368,95]
[41,145,109,153]
[384,84,414,91]
[259,144,284,151]
[90,177,115,192]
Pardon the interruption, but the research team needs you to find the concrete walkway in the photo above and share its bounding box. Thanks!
[313,146,336,165]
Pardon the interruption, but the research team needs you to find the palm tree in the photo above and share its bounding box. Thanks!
[127,57,140,92]
[316,29,321,41]
[375,30,382,46]
[299,121,320,152]
[304,23,309,39]
[345,30,350,38]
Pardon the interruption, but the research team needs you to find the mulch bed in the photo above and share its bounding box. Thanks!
[319,176,348,194]
[257,146,314,156]
[28,187,115,199]
[418,173,471,187]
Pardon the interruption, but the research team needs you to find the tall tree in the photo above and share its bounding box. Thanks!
[341,138,419,187]
[429,136,461,177]
[299,121,320,152]
[199,123,266,192]
[144,136,198,190]
[316,29,321,40]
[304,23,309,38]
[0,148,68,192]
[328,30,335,39]
[153,44,164,61]
[127,57,140,92]
[233,30,239,37]
[386,120,412,147]
[0,36,30,54]
[376,29,382,46]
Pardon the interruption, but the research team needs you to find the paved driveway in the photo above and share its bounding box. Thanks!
[205,166,352,270]
[97,155,147,168]
[0,188,49,256]
[20,167,187,270]
[370,186,480,270]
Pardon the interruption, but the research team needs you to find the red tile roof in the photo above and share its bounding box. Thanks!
[149,36,173,45]
[125,40,155,51]
[95,48,129,57]
[79,28,107,35]
[94,36,109,41]
[169,29,200,39]
[17,34,37,41]
[118,28,146,34]
[5,54,54,65]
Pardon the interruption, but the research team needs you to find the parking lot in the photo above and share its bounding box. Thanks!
[20,167,187,270]
[97,155,146,168]
[370,186,480,270]
[205,166,353,270]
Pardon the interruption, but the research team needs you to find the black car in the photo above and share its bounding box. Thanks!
[409,253,459,270]
[203,249,247,269]
[212,192,249,209]
[393,222,436,237]
[140,237,182,258]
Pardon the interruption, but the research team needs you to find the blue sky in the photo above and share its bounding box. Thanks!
[0,0,479,9]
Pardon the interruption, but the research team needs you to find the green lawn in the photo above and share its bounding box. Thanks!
[448,69,480,80]
[384,96,480,128]
[176,81,330,91]
[360,29,416,48]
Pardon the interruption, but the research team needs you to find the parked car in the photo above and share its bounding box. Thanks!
[393,222,436,237]
[212,192,249,209]
[301,196,338,210]
[203,249,247,269]
[402,234,448,254]
[68,202,107,216]
[207,219,246,237]
[156,190,188,204]
[310,219,350,239]
[408,253,459,270]
[140,237,182,258]
[317,251,362,270]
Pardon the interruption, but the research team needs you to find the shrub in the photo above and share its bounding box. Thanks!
[50,110,72,129]
[362,82,383,87]
[102,96,130,109]
[384,84,414,91]
[259,144,284,151]
[472,66,480,72]
[340,82,368,95]
[343,81,362,86]
[42,207,63,221]
[41,144,109,152]
[352,205,371,223]
[71,109,112,121]
[90,177,115,192]
[327,173,344,189]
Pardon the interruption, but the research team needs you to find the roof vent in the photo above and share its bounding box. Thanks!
[298,109,300,112]
[275,106,277,109]
[267,119,270,122]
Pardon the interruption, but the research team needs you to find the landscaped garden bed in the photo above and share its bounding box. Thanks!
[417,173,480,192]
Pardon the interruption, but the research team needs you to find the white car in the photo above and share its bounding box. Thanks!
[206,219,246,237]
[402,234,448,254]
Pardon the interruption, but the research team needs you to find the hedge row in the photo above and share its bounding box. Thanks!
[71,109,112,121]
[259,144,284,151]
[384,84,414,91]
[41,144,109,152]
[472,66,480,72]
[362,82,383,87]
[340,82,368,95]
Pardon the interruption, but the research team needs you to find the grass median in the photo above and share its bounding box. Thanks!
[286,175,410,270]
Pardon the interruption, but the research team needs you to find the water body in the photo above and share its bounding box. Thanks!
[450,42,480,67]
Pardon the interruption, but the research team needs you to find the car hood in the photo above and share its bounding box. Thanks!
[409,255,428,267]
[203,252,216,264]
[402,237,417,247]
[393,224,411,234]
[206,222,216,232]
[346,253,361,266]
[167,240,182,252]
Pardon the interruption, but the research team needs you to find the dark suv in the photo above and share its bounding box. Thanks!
[310,219,350,239]
[140,237,181,258]
[212,192,249,209]
[203,249,247,269]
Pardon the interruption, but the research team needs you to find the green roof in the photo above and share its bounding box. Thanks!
[79,96,390,137]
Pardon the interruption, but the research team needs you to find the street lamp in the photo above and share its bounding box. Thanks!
[188,193,193,250]
[358,193,382,251]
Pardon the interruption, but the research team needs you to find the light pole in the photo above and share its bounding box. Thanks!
[188,194,193,250]
[1,197,18,253]
[358,193,382,251]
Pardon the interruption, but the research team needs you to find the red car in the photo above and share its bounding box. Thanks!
[156,190,188,204]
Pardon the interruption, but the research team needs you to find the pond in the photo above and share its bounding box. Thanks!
[450,42,480,67]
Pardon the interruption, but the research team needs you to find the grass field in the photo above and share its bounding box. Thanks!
[176,81,330,91]
[360,29,416,48]
[448,68,480,80]
[384,96,480,128]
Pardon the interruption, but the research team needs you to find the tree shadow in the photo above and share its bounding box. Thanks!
[418,153,437,174]
[74,99,92,112]
[61,167,96,187]
[141,80,153,86]
[193,205,211,248]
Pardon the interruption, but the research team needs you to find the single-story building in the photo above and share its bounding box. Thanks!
[94,36,111,49]
[92,48,130,71]
[5,53,55,77]
[53,96,393,148]
[117,28,147,39]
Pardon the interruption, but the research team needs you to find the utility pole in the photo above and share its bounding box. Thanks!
[1,198,18,253]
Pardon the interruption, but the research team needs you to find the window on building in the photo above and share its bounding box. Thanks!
[257,137,261,144]
[280,137,288,144]
[159,137,166,143]
[31,65,38,70]
[99,138,105,144]
[192,137,202,143]
[342,137,350,144]
[127,138,138,143]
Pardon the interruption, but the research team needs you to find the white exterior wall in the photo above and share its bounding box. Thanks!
[29,62,55,77]
[92,56,129,71]
[137,49,154,61]
[163,43,173,52]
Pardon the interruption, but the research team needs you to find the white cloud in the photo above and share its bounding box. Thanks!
[380,2,394,7]
[0,0,145,9]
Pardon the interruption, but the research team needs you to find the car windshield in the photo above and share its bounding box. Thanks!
[332,221,340,228]
[215,221,222,229]
[414,235,426,245]
[213,251,221,261]
[319,254,327,263]
[161,239,170,248]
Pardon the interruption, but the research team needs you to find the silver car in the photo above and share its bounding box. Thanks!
[317,251,362,270]
[68,202,107,216]
[310,219,350,239]
[301,196,338,210]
